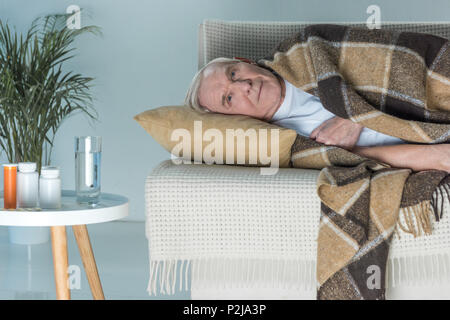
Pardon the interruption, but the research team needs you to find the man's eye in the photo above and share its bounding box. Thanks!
[227,95,232,103]
[230,71,236,80]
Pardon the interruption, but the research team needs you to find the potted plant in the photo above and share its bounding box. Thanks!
[0,13,101,244]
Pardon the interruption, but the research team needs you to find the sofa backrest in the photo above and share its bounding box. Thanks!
[198,19,450,70]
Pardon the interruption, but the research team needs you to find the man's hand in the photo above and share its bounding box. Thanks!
[352,144,450,173]
[310,116,364,150]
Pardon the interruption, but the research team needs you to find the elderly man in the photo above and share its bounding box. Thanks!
[185,57,450,173]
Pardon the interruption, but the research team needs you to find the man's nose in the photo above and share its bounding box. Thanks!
[232,79,252,94]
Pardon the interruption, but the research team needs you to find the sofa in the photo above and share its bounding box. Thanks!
[145,19,450,300]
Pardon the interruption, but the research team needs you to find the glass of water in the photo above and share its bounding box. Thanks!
[75,136,102,204]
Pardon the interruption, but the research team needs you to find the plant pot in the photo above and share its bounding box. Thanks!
[8,226,50,245]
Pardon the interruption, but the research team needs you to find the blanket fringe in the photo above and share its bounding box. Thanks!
[396,183,450,238]
[147,257,316,295]
[431,182,450,221]
[397,201,432,237]
[147,253,450,295]
[387,252,450,289]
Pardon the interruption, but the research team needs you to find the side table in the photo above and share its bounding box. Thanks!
[0,190,129,300]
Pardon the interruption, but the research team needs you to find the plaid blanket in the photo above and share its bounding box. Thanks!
[258,24,450,300]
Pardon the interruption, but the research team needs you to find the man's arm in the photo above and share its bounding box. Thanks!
[310,116,364,150]
[352,144,450,173]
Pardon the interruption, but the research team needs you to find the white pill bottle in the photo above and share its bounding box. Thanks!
[16,162,39,208]
[39,166,61,209]
[9,162,50,245]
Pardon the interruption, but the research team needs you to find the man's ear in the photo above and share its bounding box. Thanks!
[233,57,257,65]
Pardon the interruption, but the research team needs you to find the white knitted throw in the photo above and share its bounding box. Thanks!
[145,160,450,296]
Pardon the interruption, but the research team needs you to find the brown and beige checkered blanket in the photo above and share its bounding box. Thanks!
[259,24,450,300]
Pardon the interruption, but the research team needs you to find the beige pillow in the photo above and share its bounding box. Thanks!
[134,105,297,168]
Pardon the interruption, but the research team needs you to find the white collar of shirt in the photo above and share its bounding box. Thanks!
[270,79,293,122]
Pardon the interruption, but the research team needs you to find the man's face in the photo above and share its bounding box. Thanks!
[197,61,284,121]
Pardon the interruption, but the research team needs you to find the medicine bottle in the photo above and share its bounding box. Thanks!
[17,162,39,208]
[39,166,62,209]
[3,164,18,209]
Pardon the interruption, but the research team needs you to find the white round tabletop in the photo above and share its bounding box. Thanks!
[0,190,129,226]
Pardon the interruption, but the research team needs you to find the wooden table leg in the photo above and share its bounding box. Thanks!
[72,224,105,300]
[50,226,70,300]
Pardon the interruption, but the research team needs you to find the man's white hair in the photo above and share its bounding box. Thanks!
[184,57,240,113]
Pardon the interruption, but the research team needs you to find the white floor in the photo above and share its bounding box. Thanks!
[0,221,191,300]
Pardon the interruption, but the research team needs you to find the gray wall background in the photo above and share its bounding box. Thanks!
[0,0,449,221]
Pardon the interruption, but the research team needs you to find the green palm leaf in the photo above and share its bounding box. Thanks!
[0,12,100,172]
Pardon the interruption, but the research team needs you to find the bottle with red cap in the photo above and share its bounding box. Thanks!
[3,164,18,209]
